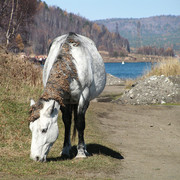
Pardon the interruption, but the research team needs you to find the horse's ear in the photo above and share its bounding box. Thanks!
[46,101,55,116]
[30,99,35,106]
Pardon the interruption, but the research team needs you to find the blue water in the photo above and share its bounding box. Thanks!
[105,62,152,79]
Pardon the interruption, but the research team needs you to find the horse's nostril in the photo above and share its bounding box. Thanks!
[36,156,39,161]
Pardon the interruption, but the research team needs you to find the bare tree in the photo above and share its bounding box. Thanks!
[0,0,37,48]
[6,0,15,46]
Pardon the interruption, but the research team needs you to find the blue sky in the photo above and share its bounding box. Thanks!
[44,0,180,20]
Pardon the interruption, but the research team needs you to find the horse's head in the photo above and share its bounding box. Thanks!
[29,99,60,162]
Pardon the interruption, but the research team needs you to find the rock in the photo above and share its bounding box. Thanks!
[119,75,180,105]
[106,73,125,86]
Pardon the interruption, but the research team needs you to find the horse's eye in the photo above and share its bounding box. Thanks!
[42,128,47,133]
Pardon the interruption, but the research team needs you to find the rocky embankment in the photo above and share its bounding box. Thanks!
[106,74,180,105]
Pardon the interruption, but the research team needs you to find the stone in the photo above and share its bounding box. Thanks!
[119,75,180,105]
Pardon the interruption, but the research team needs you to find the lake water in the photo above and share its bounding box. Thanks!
[105,62,152,79]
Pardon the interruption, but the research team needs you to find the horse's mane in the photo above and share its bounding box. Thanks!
[41,33,80,106]
[29,100,43,122]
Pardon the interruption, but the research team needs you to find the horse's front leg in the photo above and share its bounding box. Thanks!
[60,105,72,158]
[74,102,90,158]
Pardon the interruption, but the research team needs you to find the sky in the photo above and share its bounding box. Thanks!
[44,0,180,20]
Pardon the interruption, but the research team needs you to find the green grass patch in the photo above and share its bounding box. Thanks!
[97,93,123,102]
[160,103,180,106]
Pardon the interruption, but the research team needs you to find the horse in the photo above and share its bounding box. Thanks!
[29,32,106,162]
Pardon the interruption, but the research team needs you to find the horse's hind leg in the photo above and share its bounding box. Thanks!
[74,102,90,158]
[60,104,72,158]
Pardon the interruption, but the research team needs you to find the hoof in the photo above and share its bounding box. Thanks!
[75,150,90,159]
[60,151,70,159]
[60,153,70,160]
[60,145,71,159]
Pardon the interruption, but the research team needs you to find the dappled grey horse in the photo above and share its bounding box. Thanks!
[29,32,106,162]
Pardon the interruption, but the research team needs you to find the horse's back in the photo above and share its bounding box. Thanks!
[43,33,106,102]
[70,34,106,99]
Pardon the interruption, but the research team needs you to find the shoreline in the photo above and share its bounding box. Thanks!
[100,52,177,63]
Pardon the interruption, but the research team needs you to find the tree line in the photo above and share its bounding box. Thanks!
[137,46,175,57]
[0,0,130,56]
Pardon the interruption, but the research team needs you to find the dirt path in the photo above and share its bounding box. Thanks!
[90,86,180,180]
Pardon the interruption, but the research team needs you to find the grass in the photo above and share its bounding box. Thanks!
[97,93,123,102]
[0,47,122,179]
[124,79,137,89]
[144,58,180,77]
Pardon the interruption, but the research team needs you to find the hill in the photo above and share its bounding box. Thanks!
[0,1,130,56]
[96,15,180,54]
[27,2,130,56]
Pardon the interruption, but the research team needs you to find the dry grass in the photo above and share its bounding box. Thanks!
[0,46,42,87]
[124,79,137,89]
[0,46,43,103]
[144,58,180,77]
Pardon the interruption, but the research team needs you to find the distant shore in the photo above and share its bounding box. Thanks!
[100,52,177,63]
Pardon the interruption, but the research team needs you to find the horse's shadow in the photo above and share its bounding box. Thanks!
[47,143,124,162]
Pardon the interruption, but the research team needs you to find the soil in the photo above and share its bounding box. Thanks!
[90,85,180,180]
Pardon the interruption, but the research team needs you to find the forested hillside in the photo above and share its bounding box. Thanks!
[96,16,180,54]
[0,1,130,56]
[29,2,130,56]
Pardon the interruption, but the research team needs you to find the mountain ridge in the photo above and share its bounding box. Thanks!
[95,15,180,54]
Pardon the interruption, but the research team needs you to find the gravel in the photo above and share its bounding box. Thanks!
[119,75,180,105]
